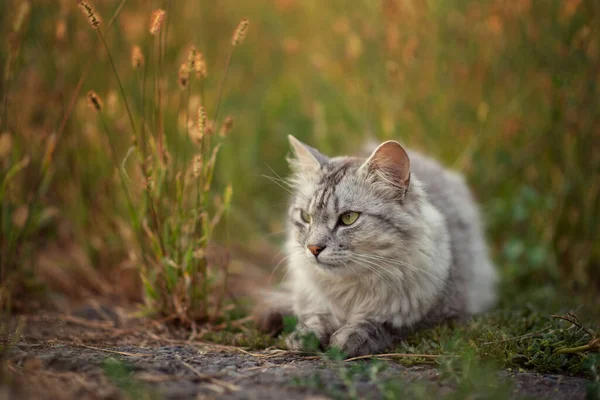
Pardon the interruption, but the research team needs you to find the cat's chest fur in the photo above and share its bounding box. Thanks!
[290,258,447,330]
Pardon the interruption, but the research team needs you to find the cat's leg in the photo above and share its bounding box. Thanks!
[286,313,336,351]
[329,320,396,357]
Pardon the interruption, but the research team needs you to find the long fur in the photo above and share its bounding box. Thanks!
[259,137,497,357]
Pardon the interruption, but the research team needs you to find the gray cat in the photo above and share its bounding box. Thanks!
[263,135,497,357]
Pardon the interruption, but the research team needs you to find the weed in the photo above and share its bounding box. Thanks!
[103,357,157,399]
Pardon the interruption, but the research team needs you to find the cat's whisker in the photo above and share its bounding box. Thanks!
[349,258,400,293]
[352,253,446,284]
[262,174,297,197]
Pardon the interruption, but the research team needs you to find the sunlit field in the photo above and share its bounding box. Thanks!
[1,0,599,398]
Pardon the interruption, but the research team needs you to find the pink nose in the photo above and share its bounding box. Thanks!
[307,245,325,256]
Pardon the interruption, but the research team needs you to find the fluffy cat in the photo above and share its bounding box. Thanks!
[265,135,497,358]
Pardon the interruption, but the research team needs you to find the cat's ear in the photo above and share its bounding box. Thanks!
[360,140,411,199]
[287,135,328,170]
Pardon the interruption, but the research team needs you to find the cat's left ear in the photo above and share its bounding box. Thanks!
[287,135,328,171]
[360,141,411,199]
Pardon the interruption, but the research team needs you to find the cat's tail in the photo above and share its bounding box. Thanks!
[253,288,294,335]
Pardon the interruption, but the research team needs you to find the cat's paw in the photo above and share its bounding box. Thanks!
[330,323,388,358]
[285,323,329,352]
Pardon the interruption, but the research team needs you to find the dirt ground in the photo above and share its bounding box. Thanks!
[1,310,590,400]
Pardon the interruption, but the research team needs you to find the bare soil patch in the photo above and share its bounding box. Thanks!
[1,311,589,399]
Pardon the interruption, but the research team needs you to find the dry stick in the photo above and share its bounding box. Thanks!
[77,344,151,357]
[554,341,599,355]
[482,326,553,346]
[551,313,595,337]
[344,353,453,363]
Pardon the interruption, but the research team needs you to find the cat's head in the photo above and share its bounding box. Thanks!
[285,135,428,276]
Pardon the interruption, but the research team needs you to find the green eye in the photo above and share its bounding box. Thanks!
[300,210,312,223]
[340,211,360,226]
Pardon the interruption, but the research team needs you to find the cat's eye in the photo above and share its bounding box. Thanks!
[339,211,360,226]
[300,210,312,223]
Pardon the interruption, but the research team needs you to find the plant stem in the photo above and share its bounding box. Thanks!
[96,30,137,137]
[98,112,137,226]
[212,47,235,131]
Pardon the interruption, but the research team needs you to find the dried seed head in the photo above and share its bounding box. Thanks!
[12,205,29,229]
[187,45,197,70]
[131,45,144,69]
[223,184,233,208]
[13,1,31,33]
[43,133,57,167]
[205,120,215,136]
[197,106,206,139]
[194,51,207,78]
[192,248,205,260]
[144,176,154,191]
[193,154,203,177]
[0,133,13,161]
[231,18,249,46]
[162,149,171,165]
[87,90,103,111]
[56,19,67,41]
[150,9,166,36]
[178,63,190,89]
[77,0,101,29]
[219,116,234,137]
[143,155,154,176]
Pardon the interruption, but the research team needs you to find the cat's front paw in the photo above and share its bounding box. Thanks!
[285,322,330,352]
[330,322,391,358]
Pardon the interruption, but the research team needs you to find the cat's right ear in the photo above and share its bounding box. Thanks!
[287,135,328,171]
[359,140,411,200]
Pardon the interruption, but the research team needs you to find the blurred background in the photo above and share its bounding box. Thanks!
[0,0,598,321]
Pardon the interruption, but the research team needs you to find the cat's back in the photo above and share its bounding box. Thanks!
[407,149,497,315]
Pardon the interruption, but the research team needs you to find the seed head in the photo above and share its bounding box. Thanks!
[131,45,144,69]
[12,206,29,229]
[0,133,12,161]
[231,18,249,46]
[193,155,203,177]
[178,63,190,89]
[150,9,166,36]
[187,45,197,70]
[77,0,101,29]
[144,176,154,192]
[43,133,57,167]
[197,106,206,139]
[223,184,233,208]
[13,1,31,33]
[194,51,207,78]
[219,116,234,137]
[87,90,103,111]
[206,120,216,136]
[56,19,67,41]
[162,149,171,165]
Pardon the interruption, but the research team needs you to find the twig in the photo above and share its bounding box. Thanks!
[58,314,114,330]
[77,344,151,357]
[344,352,453,363]
[482,326,553,346]
[551,312,594,337]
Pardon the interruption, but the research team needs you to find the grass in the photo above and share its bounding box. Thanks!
[0,0,599,397]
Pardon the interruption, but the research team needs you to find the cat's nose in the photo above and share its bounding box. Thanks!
[307,245,325,257]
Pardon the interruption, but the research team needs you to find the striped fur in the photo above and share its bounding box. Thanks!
[276,136,497,357]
